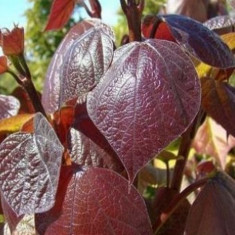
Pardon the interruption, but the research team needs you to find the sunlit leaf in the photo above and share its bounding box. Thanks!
[45,0,75,31]
[0,56,8,74]
[36,167,152,234]
[142,16,175,42]
[203,15,235,35]
[185,172,235,235]
[221,32,235,53]
[193,117,235,169]
[0,114,34,135]
[196,32,235,79]
[0,113,64,216]
[42,19,111,114]
[1,26,24,56]
[68,100,123,172]
[59,22,114,108]
[162,14,235,68]
[0,95,20,121]
[87,39,201,183]
[201,77,235,136]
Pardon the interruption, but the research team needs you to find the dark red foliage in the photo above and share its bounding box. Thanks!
[68,99,124,172]
[36,167,152,235]
[185,172,235,235]
[87,39,200,183]
[42,19,114,114]
[201,77,235,136]
[0,113,64,216]
[1,1,235,234]
[162,14,235,68]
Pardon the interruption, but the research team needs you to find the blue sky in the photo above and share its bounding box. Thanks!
[0,0,120,55]
[0,0,120,29]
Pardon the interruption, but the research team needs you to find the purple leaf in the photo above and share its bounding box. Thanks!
[0,113,64,216]
[1,195,23,233]
[87,39,201,183]
[42,19,114,114]
[42,19,104,114]
[185,172,235,235]
[36,167,152,235]
[0,95,20,121]
[162,14,235,68]
[59,21,114,108]
[68,100,124,172]
[201,77,235,137]
[203,15,235,35]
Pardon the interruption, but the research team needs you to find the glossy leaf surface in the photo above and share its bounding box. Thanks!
[59,22,114,108]
[0,113,64,215]
[68,100,123,172]
[87,39,201,182]
[204,15,235,35]
[36,167,152,235]
[0,95,20,121]
[196,33,235,79]
[42,19,112,113]
[45,0,75,31]
[185,172,235,235]
[193,117,235,169]
[162,14,235,68]
[201,77,235,136]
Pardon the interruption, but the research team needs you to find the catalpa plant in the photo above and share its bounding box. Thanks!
[0,0,235,234]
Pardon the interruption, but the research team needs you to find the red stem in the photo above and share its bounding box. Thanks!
[120,0,144,42]
[154,177,209,233]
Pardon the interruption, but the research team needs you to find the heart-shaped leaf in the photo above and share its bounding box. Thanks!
[35,167,152,235]
[45,0,75,31]
[0,113,64,216]
[203,15,235,35]
[59,21,114,108]
[193,117,235,169]
[0,95,20,121]
[42,19,113,114]
[162,14,235,68]
[68,100,123,172]
[185,172,235,235]
[87,39,201,182]
[201,76,235,136]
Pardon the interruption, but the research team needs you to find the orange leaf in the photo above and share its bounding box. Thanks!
[2,27,24,56]
[0,56,8,74]
[45,0,76,31]
[0,114,34,135]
